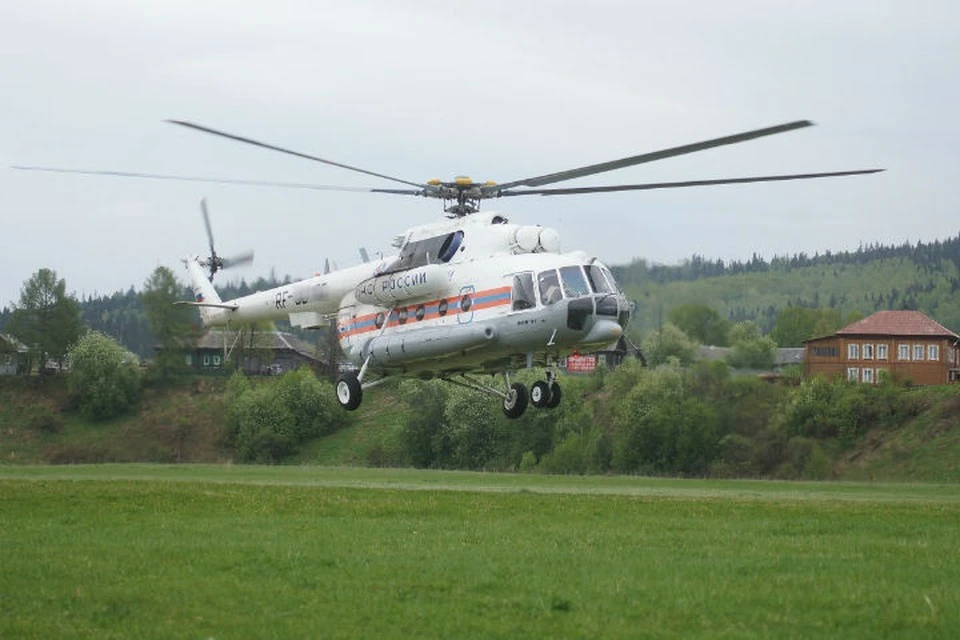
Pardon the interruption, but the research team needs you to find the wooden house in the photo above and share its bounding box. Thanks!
[803,311,960,385]
[185,330,325,375]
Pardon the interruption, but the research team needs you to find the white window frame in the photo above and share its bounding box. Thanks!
[898,344,911,361]
[876,367,888,382]
[847,343,859,360]
[862,344,874,360]
[862,368,874,384]
[877,344,888,360]
[847,367,859,382]
[913,344,925,361]
[928,344,940,361]
[202,354,211,366]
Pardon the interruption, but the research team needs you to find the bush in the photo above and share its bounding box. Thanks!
[539,427,612,475]
[782,436,831,480]
[68,331,142,420]
[397,379,449,468]
[223,368,348,463]
[611,363,720,475]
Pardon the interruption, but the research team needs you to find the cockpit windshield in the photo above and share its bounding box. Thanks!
[585,264,615,294]
[538,270,562,305]
[559,266,591,298]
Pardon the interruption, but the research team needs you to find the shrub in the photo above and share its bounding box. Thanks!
[68,331,141,420]
[223,368,348,463]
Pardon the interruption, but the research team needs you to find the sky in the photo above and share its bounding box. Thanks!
[2,0,958,305]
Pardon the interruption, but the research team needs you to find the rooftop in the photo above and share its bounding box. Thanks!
[196,330,321,362]
[834,310,959,339]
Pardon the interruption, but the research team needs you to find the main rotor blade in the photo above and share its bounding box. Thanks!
[491,120,815,192]
[167,120,427,190]
[498,169,885,197]
[221,250,255,269]
[11,165,377,192]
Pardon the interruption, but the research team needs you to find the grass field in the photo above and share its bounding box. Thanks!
[2,466,958,638]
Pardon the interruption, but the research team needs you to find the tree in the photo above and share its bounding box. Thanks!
[6,268,82,371]
[141,266,197,381]
[68,331,142,419]
[771,307,842,347]
[726,321,776,369]
[640,322,699,367]
[668,304,730,346]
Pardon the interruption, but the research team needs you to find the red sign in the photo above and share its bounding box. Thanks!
[565,354,597,373]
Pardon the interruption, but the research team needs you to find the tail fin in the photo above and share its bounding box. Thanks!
[183,256,228,326]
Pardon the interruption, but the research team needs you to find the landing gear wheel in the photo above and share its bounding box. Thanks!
[546,382,562,409]
[336,372,363,411]
[502,382,529,419]
[530,380,551,408]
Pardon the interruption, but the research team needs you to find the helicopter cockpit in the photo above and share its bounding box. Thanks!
[379,230,465,275]
[512,260,629,331]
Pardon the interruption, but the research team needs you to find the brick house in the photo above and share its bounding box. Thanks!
[803,310,960,385]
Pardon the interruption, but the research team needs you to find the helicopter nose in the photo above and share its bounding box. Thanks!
[582,318,623,346]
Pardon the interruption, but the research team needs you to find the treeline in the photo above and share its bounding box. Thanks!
[613,234,960,285]
[619,235,960,335]
[0,272,305,359]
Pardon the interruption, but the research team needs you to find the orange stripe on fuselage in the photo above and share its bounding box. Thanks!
[338,286,512,338]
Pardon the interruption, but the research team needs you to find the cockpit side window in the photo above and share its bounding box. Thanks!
[538,270,562,306]
[586,264,615,293]
[559,265,591,298]
[511,272,536,311]
[600,265,623,293]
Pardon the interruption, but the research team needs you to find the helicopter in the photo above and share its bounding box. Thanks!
[14,119,882,417]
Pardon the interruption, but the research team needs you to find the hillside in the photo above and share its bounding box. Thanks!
[2,374,958,484]
[614,235,960,335]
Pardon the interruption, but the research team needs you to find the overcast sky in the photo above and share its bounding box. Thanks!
[2,0,958,305]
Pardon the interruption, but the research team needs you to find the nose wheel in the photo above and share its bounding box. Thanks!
[530,369,562,409]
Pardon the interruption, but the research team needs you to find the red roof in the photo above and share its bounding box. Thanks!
[835,311,959,338]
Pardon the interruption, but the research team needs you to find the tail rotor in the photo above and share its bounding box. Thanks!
[199,198,254,280]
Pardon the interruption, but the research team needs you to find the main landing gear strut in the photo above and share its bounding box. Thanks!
[336,356,563,420]
[445,369,562,419]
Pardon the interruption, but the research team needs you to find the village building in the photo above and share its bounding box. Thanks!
[0,333,29,376]
[803,310,960,385]
[181,330,325,375]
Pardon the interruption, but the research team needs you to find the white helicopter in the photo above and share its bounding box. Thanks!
[15,120,882,417]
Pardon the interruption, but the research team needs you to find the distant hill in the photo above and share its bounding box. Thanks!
[612,234,960,335]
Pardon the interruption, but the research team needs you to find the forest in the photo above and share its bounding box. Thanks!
[614,233,960,336]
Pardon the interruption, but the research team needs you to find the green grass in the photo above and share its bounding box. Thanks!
[293,392,411,465]
[2,466,958,638]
